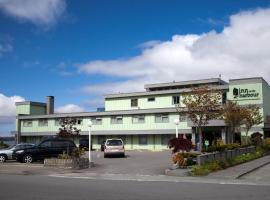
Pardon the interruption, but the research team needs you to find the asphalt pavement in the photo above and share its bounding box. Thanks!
[0,174,270,200]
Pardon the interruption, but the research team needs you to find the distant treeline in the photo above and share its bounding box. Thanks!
[0,136,15,142]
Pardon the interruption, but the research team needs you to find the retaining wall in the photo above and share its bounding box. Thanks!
[197,146,256,165]
[44,158,89,169]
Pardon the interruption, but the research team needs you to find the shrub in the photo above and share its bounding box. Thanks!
[168,137,193,153]
[191,149,265,176]
[205,143,242,152]
[58,148,85,159]
[0,141,9,149]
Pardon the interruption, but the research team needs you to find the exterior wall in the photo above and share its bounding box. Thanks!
[20,113,190,134]
[262,81,270,118]
[16,104,46,115]
[105,94,182,111]
[16,104,31,115]
[228,81,265,136]
[30,105,46,115]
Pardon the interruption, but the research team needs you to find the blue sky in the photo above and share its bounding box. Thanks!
[0,0,270,135]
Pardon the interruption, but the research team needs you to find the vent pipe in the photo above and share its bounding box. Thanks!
[46,96,54,115]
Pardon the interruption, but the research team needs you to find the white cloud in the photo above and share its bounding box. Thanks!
[0,93,25,124]
[0,0,66,26]
[56,104,85,113]
[79,8,270,95]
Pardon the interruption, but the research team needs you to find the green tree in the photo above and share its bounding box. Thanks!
[57,118,80,138]
[177,86,222,152]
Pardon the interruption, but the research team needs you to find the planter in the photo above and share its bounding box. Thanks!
[44,158,90,169]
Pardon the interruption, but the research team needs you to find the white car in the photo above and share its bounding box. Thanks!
[0,143,35,163]
[104,139,125,158]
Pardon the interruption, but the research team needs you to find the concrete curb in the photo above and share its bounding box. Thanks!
[236,160,270,179]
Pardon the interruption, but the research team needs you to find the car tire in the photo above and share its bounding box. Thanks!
[104,154,107,158]
[23,154,33,163]
[122,153,125,158]
[0,154,7,163]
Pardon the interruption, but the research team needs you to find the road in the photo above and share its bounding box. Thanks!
[0,174,269,200]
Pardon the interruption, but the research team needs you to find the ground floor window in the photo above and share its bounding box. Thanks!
[139,135,148,145]
[161,134,173,145]
[98,136,106,144]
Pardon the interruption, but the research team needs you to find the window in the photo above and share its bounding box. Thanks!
[39,141,51,148]
[155,114,169,123]
[139,135,148,145]
[132,115,145,124]
[172,96,180,105]
[77,119,83,125]
[23,120,32,127]
[92,117,102,125]
[111,116,123,124]
[179,114,186,122]
[148,97,155,102]
[131,98,138,107]
[222,92,227,104]
[98,136,106,144]
[38,119,48,127]
[161,135,173,145]
[55,119,60,126]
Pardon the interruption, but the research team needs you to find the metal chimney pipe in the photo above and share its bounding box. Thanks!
[46,96,54,115]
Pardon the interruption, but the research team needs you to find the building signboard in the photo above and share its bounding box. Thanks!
[233,87,260,100]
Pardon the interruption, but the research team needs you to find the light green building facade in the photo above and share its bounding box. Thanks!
[15,77,270,150]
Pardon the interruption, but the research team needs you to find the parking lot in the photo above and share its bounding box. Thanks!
[0,150,173,176]
[89,150,172,175]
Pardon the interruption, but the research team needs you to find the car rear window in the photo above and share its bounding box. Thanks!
[106,140,123,146]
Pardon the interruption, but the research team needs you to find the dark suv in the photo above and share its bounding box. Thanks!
[13,138,76,163]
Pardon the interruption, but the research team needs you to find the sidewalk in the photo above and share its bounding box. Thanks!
[206,155,270,179]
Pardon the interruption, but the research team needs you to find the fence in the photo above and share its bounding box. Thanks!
[196,146,256,165]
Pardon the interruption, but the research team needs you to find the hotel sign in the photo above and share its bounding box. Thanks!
[233,87,260,100]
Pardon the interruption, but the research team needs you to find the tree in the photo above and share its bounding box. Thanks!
[222,101,246,143]
[168,136,193,154]
[177,86,222,152]
[57,118,80,138]
[242,105,263,144]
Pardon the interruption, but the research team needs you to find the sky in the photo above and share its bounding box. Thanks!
[0,0,270,136]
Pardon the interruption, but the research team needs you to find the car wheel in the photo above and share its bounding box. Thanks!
[122,153,125,158]
[23,155,33,163]
[0,155,7,163]
[104,154,107,158]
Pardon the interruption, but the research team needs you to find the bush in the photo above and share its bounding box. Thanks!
[205,143,247,153]
[263,138,270,152]
[58,148,85,159]
[191,149,265,176]
[0,141,9,149]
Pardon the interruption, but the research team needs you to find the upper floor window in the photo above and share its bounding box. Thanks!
[38,119,48,127]
[132,115,145,124]
[172,96,180,105]
[77,119,83,125]
[222,92,227,104]
[131,98,138,107]
[148,97,155,102]
[111,116,123,124]
[155,114,169,123]
[23,120,32,127]
[91,117,102,125]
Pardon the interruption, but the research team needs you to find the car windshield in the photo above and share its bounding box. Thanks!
[7,144,16,150]
[106,140,123,146]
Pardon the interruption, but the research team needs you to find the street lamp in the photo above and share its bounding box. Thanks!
[174,118,179,138]
[87,120,93,165]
